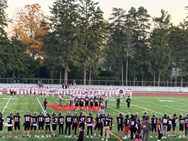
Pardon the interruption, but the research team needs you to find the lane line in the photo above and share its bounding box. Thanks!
[2,96,12,113]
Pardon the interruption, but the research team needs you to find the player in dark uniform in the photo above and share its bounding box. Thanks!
[0,112,3,137]
[80,97,84,107]
[99,96,103,106]
[74,96,79,106]
[13,112,21,137]
[86,112,93,137]
[172,113,178,137]
[151,114,158,137]
[179,114,185,138]
[85,95,90,107]
[101,114,111,141]
[7,112,13,138]
[51,113,58,137]
[44,113,51,137]
[37,112,44,138]
[123,114,130,139]
[100,114,106,137]
[89,97,94,107]
[94,114,101,137]
[23,111,31,138]
[58,113,64,137]
[167,115,172,138]
[65,112,72,138]
[130,113,136,140]
[72,112,79,137]
[94,96,99,107]
[116,96,120,109]
[31,112,37,137]
[79,112,86,130]
[117,113,124,138]
[108,113,113,131]
[126,96,131,109]
[185,114,188,138]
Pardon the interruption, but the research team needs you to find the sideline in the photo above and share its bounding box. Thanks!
[2,96,12,113]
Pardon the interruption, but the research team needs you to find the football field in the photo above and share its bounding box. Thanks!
[0,93,188,141]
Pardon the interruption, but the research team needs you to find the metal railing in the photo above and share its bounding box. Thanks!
[0,78,188,87]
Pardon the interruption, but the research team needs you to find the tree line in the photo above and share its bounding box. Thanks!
[0,0,188,86]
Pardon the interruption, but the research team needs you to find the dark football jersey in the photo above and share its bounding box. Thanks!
[72,116,78,124]
[90,98,94,102]
[13,115,20,123]
[31,116,37,124]
[103,117,110,126]
[66,115,72,124]
[45,116,51,124]
[52,116,58,124]
[185,118,188,128]
[24,114,31,123]
[151,117,157,125]
[85,97,89,102]
[38,115,44,124]
[7,116,12,124]
[124,118,130,126]
[95,117,101,124]
[86,116,93,124]
[0,117,3,126]
[117,116,123,125]
[79,116,85,123]
[179,118,185,125]
[109,117,113,126]
[58,116,64,125]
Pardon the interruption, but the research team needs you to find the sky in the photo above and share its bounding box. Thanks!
[6,0,188,26]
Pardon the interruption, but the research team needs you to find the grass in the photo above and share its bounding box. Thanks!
[0,94,188,141]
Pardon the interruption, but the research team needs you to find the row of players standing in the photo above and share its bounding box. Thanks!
[7,86,132,97]
[73,96,104,107]
[0,110,112,139]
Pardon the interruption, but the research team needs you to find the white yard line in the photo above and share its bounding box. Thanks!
[36,96,46,115]
[108,106,127,115]
[2,96,12,113]
[134,97,188,112]
[131,103,163,115]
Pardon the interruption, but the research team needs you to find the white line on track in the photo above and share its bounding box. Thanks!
[2,96,12,113]
[133,97,188,112]
[36,96,46,115]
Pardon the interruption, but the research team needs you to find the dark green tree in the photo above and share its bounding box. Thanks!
[46,0,80,84]
[77,0,107,84]
[149,10,172,86]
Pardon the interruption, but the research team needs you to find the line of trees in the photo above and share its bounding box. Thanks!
[0,0,188,85]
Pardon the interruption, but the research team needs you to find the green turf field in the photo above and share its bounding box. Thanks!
[0,94,188,141]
